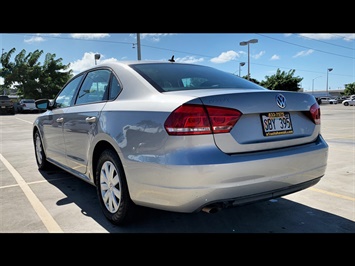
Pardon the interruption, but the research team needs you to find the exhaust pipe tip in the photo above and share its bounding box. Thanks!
[202,205,221,214]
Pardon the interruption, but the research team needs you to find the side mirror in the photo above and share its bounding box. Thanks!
[35,99,51,110]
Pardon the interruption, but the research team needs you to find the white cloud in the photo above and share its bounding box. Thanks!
[293,49,314,58]
[175,56,204,64]
[24,35,46,44]
[211,50,239,63]
[299,33,355,41]
[253,51,265,59]
[68,52,119,75]
[24,33,62,44]
[270,54,280,60]
[70,33,110,40]
[128,33,175,42]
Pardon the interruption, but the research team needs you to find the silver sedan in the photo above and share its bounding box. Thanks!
[33,61,329,225]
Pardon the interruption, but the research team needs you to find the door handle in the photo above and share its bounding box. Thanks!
[86,117,96,123]
[56,117,64,123]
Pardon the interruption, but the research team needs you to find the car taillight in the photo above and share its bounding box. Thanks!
[164,104,242,135]
[308,102,321,125]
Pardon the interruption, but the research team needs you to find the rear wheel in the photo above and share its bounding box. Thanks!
[96,149,135,225]
[343,102,349,106]
[34,130,50,170]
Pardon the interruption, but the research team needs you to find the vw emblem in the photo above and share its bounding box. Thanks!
[276,94,286,109]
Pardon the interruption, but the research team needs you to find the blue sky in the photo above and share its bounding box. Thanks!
[1,33,354,92]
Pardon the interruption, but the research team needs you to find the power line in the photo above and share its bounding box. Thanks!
[8,33,355,81]
[298,33,355,51]
[257,33,355,60]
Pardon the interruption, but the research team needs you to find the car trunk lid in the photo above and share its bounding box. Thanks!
[194,90,320,154]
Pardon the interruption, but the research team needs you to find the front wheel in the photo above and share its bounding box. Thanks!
[95,149,135,225]
[343,102,349,106]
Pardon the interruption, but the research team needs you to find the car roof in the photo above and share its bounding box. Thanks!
[85,60,198,72]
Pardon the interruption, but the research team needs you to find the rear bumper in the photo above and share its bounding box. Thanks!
[124,135,329,213]
[0,106,15,114]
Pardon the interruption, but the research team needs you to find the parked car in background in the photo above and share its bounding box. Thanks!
[13,101,23,113]
[33,61,329,225]
[342,99,355,106]
[335,96,347,103]
[320,97,337,104]
[0,95,15,115]
[19,99,38,113]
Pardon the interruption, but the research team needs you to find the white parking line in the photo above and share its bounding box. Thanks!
[0,154,63,233]
[15,117,34,124]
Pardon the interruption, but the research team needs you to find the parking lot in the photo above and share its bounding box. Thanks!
[0,104,354,233]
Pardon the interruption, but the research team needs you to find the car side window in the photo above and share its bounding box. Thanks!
[56,74,83,108]
[109,75,121,100]
[75,69,110,105]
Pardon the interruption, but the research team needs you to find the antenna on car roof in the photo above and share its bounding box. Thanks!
[168,55,175,62]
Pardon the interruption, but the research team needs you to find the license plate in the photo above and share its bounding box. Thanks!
[1,106,5,108]
[261,112,293,136]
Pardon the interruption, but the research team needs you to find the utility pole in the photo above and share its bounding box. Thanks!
[137,33,141,60]
[326,68,333,95]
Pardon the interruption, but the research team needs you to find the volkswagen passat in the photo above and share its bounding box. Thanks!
[33,61,329,225]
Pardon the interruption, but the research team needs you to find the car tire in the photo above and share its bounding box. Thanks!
[34,130,50,170]
[96,149,136,225]
[344,102,349,106]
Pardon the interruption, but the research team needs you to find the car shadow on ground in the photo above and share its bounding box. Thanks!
[39,165,355,234]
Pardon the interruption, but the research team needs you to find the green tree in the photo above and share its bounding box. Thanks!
[343,82,355,96]
[0,48,73,99]
[38,53,73,99]
[238,74,260,84]
[248,77,260,84]
[0,48,16,94]
[260,69,303,92]
[11,49,43,99]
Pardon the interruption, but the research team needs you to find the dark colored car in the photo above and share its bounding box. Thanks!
[0,95,15,115]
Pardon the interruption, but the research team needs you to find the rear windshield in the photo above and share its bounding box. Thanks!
[130,63,266,92]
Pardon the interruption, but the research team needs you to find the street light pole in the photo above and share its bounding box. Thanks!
[312,76,322,95]
[239,62,245,77]
[326,68,333,95]
[239,39,258,80]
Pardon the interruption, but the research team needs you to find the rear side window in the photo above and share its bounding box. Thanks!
[109,75,121,100]
[75,69,111,105]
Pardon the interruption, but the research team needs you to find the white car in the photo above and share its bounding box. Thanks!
[19,99,38,113]
[320,97,337,104]
[342,99,355,106]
